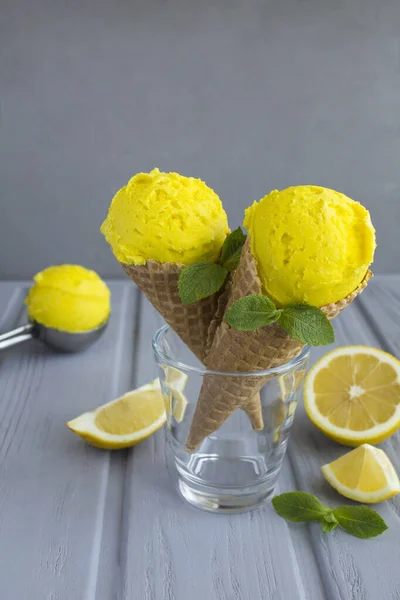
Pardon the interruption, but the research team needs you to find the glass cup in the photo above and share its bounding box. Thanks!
[153,325,310,513]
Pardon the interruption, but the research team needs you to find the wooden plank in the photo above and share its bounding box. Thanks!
[121,295,326,600]
[0,282,138,600]
[288,277,400,600]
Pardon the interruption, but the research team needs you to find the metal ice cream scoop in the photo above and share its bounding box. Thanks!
[0,319,108,353]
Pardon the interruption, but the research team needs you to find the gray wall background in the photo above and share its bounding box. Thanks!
[1,0,399,280]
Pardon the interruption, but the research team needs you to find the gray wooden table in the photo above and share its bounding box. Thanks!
[0,278,399,600]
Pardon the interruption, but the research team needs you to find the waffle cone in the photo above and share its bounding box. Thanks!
[121,261,220,363]
[121,260,264,429]
[185,238,372,451]
[121,260,263,429]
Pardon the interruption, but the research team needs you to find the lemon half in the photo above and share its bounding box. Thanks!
[304,346,400,446]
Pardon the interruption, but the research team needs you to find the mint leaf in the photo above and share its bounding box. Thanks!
[278,304,335,346]
[178,263,228,305]
[272,492,330,522]
[219,228,247,272]
[224,294,282,331]
[333,506,388,539]
[273,492,388,540]
[322,512,339,533]
[177,229,246,305]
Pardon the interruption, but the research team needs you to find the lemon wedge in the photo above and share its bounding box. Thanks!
[67,379,166,449]
[164,366,188,392]
[170,389,189,422]
[322,444,400,503]
[304,346,400,446]
[163,366,189,422]
[278,369,306,427]
[279,370,306,401]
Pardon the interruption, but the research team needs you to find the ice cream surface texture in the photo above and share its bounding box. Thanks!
[101,168,229,265]
[244,185,376,307]
[25,265,111,333]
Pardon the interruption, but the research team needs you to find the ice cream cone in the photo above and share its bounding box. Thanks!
[121,260,264,430]
[122,260,219,363]
[185,237,372,452]
[101,168,232,364]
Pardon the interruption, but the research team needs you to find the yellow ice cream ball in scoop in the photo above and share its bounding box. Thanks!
[244,185,376,307]
[25,265,111,333]
[100,168,229,265]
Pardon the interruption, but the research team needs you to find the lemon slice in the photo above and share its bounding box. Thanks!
[274,369,306,442]
[163,366,189,422]
[164,366,188,392]
[304,346,400,446]
[170,389,188,422]
[279,370,306,401]
[322,444,400,503]
[67,379,166,449]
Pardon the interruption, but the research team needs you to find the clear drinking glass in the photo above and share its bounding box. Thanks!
[153,325,310,513]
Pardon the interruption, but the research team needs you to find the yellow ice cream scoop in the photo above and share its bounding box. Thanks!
[244,185,376,307]
[25,265,111,333]
[100,168,229,265]
[0,266,110,354]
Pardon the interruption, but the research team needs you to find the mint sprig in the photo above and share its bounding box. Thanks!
[224,295,334,346]
[272,492,387,539]
[178,228,247,304]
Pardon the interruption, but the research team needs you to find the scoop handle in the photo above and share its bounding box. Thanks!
[0,324,35,351]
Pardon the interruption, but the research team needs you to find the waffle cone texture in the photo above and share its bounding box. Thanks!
[185,237,372,452]
[121,261,218,363]
[121,260,265,430]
